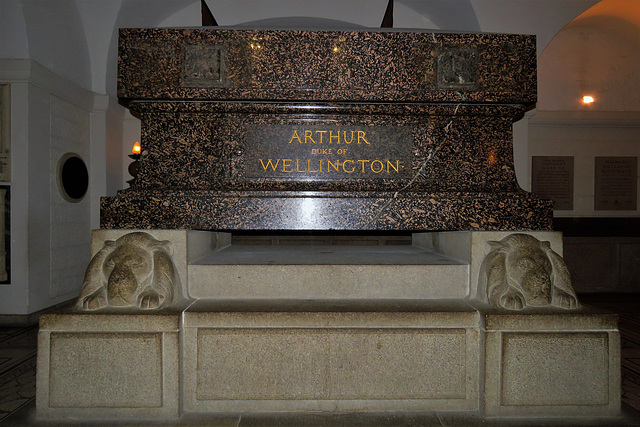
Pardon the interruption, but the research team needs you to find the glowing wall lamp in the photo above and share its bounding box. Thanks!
[582,95,595,104]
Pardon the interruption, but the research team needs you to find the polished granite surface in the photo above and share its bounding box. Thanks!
[102,28,552,232]
[117,29,537,103]
[3,294,640,426]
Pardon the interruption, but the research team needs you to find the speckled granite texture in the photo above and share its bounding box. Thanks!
[104,28,551,231]
[117,28,536,103]
[101,190,550,231]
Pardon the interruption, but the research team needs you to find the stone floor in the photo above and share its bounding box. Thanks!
[0,325,37,425]
[2,294,640,426]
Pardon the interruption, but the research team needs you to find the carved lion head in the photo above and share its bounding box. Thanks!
[479,234,579,310]
[76,232,177,311]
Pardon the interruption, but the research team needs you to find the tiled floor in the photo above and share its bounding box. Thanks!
[2,295,640,426]
[0,325,37,424]
[581,293,640,417]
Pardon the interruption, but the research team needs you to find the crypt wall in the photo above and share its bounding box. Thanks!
[530,5,640,292]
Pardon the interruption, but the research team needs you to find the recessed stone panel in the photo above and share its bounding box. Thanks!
[437,49,478,89]
[329,329,466,400]
[484,314,620,418]
[181,45,227,87]
[501,332,609,406]
[197,329,327,400]
[37,314,182,420]
[195,327,469,402]
[48,332,163,408]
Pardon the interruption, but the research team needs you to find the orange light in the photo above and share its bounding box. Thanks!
[582,95,595,104]
[132,141,141,155]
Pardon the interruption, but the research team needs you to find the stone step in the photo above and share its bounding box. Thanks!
[187,244,469,300]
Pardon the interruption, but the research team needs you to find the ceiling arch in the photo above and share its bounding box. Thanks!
[232,17,367,29]
[398,0,480,31]
[538,0,640,112]
[205,0,387,28]
[21,0,92,90]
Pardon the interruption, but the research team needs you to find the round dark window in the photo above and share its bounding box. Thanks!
[58,154,88,202]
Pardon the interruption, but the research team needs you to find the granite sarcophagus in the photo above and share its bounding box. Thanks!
[103,28,550,231]
[40,29,621,423]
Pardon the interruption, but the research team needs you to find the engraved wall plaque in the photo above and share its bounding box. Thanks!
[531,156,574,210]
[0,186,9,284]
[242,125,413,181]
[595,157,638,210]
[0,85,10,182]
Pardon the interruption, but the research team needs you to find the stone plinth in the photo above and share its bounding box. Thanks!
[37,230,621,421]
[36,302,620,420]
[101,28,551,231]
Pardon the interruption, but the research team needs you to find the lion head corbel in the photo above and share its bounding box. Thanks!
[478,233,579,311]
[76,232,179,311]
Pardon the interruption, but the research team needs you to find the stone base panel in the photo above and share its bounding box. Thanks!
[36,314,181,420]
[483,314,621,418]
[37,230,619,419]
[183,310,479,413]
[36,310,619,420]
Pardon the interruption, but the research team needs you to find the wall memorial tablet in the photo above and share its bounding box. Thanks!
[0,85,10,182]
[595,156,638,210]
[531,156,574,210]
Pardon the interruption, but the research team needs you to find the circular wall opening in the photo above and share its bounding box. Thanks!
[57,153,89,202]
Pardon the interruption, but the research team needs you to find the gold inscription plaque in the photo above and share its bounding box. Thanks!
[243,125,412,180]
